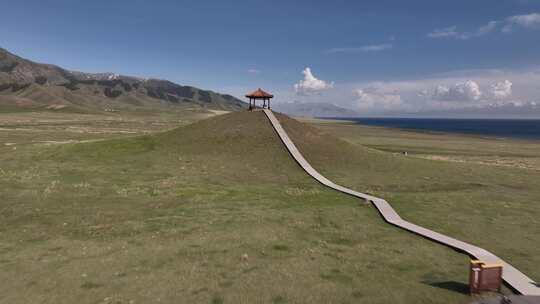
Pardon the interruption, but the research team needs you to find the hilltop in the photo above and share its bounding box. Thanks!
[0,47,246,113]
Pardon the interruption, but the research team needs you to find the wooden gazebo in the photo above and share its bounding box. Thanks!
[245,88,274,110]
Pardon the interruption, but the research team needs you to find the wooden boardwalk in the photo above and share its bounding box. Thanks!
[263,109,540,296]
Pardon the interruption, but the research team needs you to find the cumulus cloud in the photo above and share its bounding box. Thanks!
[217,67,540,116]
[417,89,430,98]
[490,80,513,99]
[294,67,334,95]
[327,44,393,53]
[340,70,539,114]
[247,68,261,74]
[432,80,482,101]
[503,13,540,32]
[433,85,451,98]
[354,87,402,110]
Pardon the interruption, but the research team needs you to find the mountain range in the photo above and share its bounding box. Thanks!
[273,101,359,118]
[0,48,246,113]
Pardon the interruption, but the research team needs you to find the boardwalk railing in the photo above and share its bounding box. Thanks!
[263,109,540,296]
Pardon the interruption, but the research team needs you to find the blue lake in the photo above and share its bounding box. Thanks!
[324,118,540,140]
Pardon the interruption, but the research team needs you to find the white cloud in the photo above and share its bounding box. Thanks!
[477,21,498,35]
[294,67,334,95]
[360,44,393,52]
[429,13,540,39]
[247,68,261,74]
[432,80,482,101]
[433,85,451,98]
[427,26,459,38]
[490,80,513,99]
[239,66,540,116]
[354,87,402,110]
[336,67,540,115]
[427,21,497,40]
[327,44,393,53]
[503,13,540,32]
[417,89,430,97]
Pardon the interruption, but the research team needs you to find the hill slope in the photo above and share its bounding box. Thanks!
[0,110,475,303]
[0,47,246,112]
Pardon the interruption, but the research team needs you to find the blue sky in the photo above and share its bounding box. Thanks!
[2,0,540,114]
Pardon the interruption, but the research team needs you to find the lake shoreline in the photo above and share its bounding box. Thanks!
[317,117,540,142]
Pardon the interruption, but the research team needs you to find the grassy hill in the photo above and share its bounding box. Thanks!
[1,110,536,303]
[285,116,540,283]
[0,47,246,113]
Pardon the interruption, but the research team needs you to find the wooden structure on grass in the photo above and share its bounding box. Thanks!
[246,88,273,110]
[469,260,503,294]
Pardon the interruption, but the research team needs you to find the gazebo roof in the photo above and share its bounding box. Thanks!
[245,88,274,99]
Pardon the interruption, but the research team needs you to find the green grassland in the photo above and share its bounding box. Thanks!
[0,110,537,303]
[295,118,540,280]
